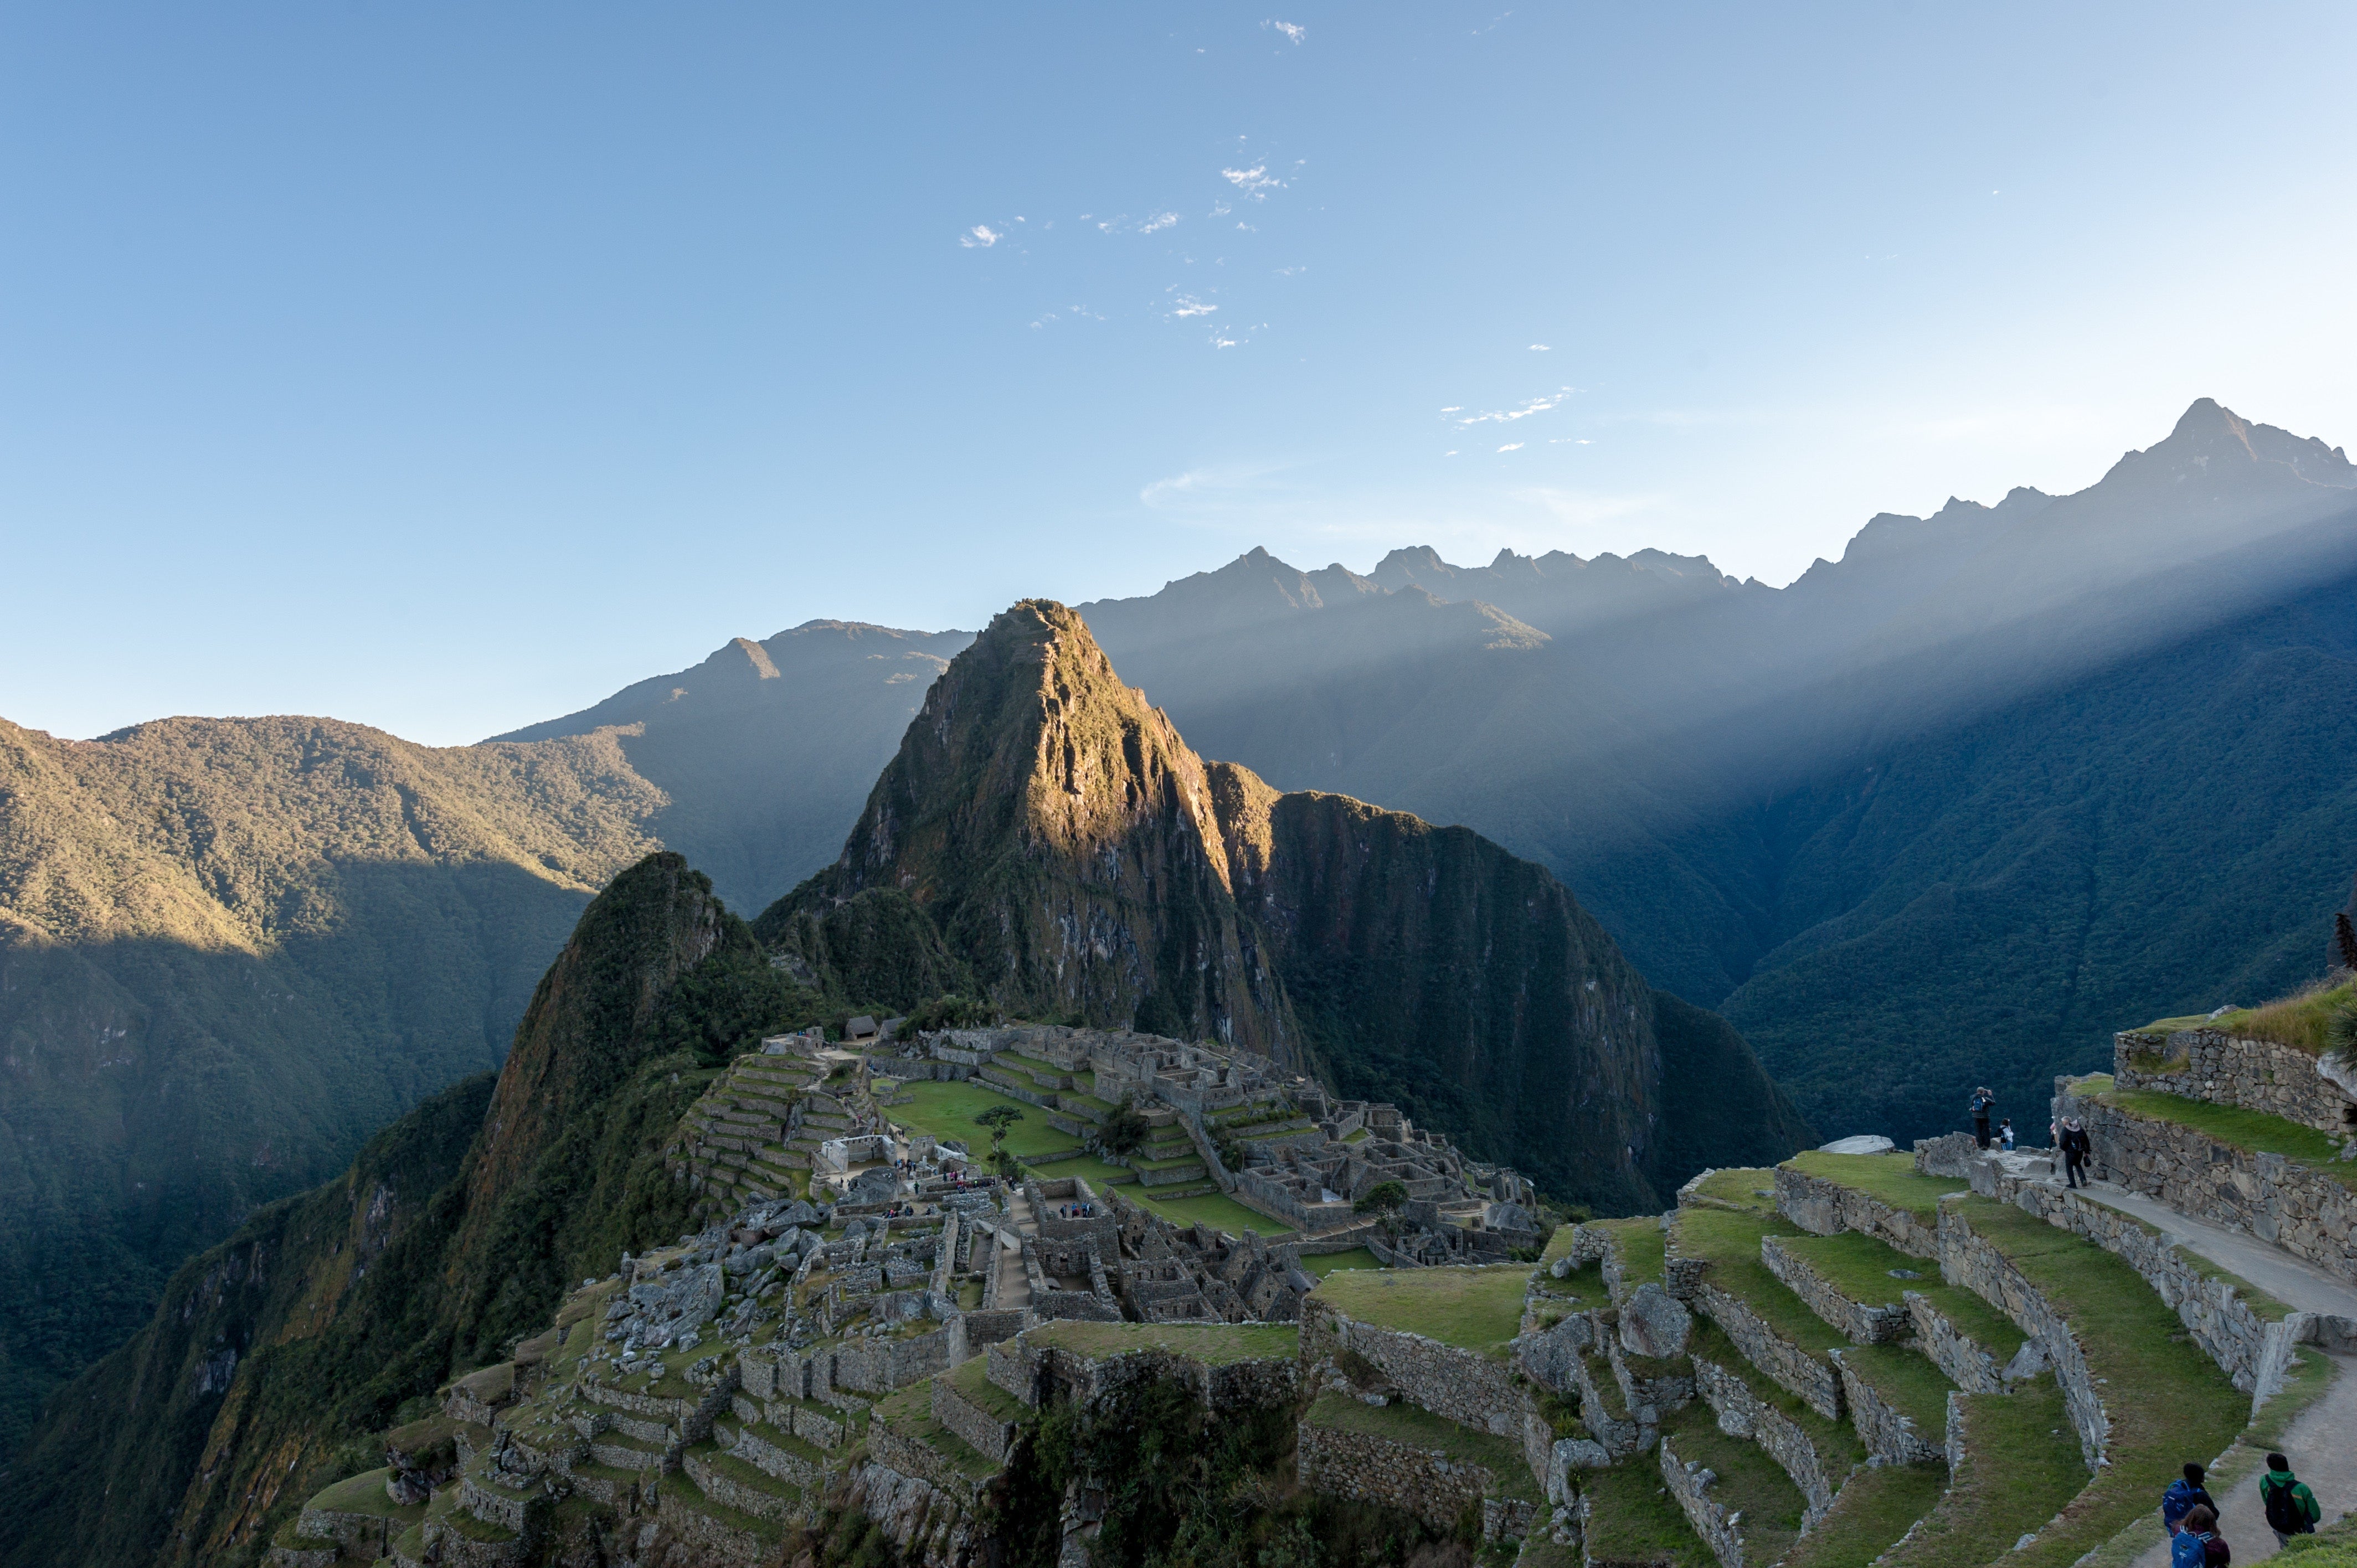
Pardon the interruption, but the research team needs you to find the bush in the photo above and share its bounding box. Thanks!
[1355,1180,1409,1217]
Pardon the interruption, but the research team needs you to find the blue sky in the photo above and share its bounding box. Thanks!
[5,2,2354,745]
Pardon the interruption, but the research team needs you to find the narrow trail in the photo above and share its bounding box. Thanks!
[2065,1179,2357,1564]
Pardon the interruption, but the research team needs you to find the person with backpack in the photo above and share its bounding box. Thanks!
[1971,1086,1996,1149]
[2262,1453,2321,1545]
[2000,1118,2016,1152]
[2175,1504,2229,1565]
[2162,1462,2216,1536]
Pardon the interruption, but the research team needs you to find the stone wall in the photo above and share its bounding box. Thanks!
[827,1330,950,1394]
[1296,1419,1527,1541]
[1935,1203,2108,1468]
[1300,1296,1530,1437]
[932,1377,1020,1464]
[1829,1350,1941,1464]
[1690,1283,1841,1421]
[1774,1165,1941,1260]
[683,1445,803,1525]
[1605,1333,1695,1424]
[2113,1028,2355,1133]
[866,1420,983,1506]
[1658,1433,1747,1567]
[1689,1354,1840,1530]
[1903,1292,2011,1395]
[2055,1081,2357,1290]
[654,1487,767,1568]
[1760,1236,1909,1344]
[1914,1132,1980,1179]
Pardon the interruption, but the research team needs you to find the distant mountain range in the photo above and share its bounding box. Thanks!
[4,396,2354,1466]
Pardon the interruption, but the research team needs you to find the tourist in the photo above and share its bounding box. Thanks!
[1970,1086,1996,1149]
[2173,1504,2227,1566]
[2059,1118,2093,1190]
[2162,1463,2215,1536]
[1999,1118,2016,1152]
[2261,1454,2320,1545]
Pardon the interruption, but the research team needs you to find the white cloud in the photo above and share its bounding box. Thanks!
[1439,406,1461,413]
[1221,164,1285,198]
[1274,265,1305,276]
[1265,19,1305,43]
[1170,295,1219,318]
[1497,442,1525,452]
[1529,343,1551,351]
[959,225,1002,249]
[1457,391,1569,426]
[1140,211,1180,234]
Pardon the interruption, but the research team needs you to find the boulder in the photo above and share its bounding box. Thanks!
[1818,1134,1895,1156]
[1514,1313,1596,1394]
[1618,1282,1693,1359]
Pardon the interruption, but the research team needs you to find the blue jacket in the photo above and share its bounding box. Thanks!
[2162,1478,2211,1529]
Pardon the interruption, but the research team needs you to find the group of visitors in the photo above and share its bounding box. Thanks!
[1965,1090,2093,1188]
[2162,1454,2324,1563]
[1057,1201,1097,1220]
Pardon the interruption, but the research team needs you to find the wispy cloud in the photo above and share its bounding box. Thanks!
[1455,390,1572,427]
[1140,211,1180,234]
[1265,19,1306,43]
[1274,265,1305,277]
[1497,442,1525,452]
[959,225,1002,249]
[1169,294,1219,318]
[1221,164,1285,199]
[1529,344,1551,351]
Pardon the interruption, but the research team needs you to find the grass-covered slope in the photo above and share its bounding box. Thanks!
[0,851,825,1568]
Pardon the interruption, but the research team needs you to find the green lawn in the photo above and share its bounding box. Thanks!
[1592,1215,1668,1290]
[302,1467,423,1523]
[1782,1152,1967,1221]
[1024,1151,1139,1191]
[1780,1462,1947,1568]
[1686,1165,1782,1214]
[887,1079,1083,1159]
[1023,1319,1300,1365]
[1309,1263,1532,1359]
[1538,1223,1581,1266]
[2085,1083,2357,1194]
[1575,1452,1713,1567]
[1777,1231,2026,1361]
[1673,1206,1847,1360]
[1687,1318,1864,1473]
[1941,1196,2251,1568]
[1836,1343,1954,1435]
[1303,1392,1540,1503]
[1660,1403,1808,1568]
[1883,1376,2086,1568]
[1128,1187,1293,1239]
[1298,1247,1381,1277]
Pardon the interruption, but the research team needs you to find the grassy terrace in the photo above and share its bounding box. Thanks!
[873,1384,1000,1482]
[1782,1461,1947,1568]
[1883,1378,2085,1568]
[2072,1074,2357,1194]
[1686,1167,1782,1211]
[1026,1151,1138,1190]
[1576,1454,1713,1567]
[888,1079,1083,1160]
[1942,1196,2249,1568]
[1686,1319,1864,1474]
[1129,1187,1294,1238]
[1673,1205,1847,1361]
[1538,1223,1580,1267]
[946,1353,1030,1422]
[1308,1264,1533,1359]
[1777,1230,2027,1360]
[2195,978,2356,1055]
[1836,1343,1953,1433]
[1025,1319,1300,1363]
[1303,1393,1540,1504]
[1782,1152,1967,1221]
[1298,1246,1380,1277]
[1591,1215,1668,1290]
[666,1463,789,1542]
[1660,1402,1807,1568]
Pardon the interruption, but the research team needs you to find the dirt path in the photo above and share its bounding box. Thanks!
[2068,1180,2357,1564]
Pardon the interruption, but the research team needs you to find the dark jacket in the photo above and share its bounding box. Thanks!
[2061,1126,2092,1161]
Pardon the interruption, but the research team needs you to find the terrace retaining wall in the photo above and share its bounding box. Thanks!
[2112,1028,2355,1133]
[1774,1165,1941,1260]
[1759,1236,1909,1344]
[1934,1203,2108,1468]
[1829,1350,1941,1464]
[1658,1434,1747,1567]
[1903,1292,2013,1395]
[1690,1354,1840,1530]
[1295,1417,1533,1541]
[1689,1283,1842,1422]
[1299,1296,1529,1437]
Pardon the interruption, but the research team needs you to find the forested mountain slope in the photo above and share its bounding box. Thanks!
[1,852,797,1568]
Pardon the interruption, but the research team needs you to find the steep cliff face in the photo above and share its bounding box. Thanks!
[757,600,1294,1056]
[762,602,1805,1211]
[1205,764,1809,1210]
[1,852,802,1568]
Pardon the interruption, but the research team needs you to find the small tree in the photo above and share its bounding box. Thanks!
[974,1103,1025,1160]
[1097,1095,1151,1158]
[1354,1179,1409,1218]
